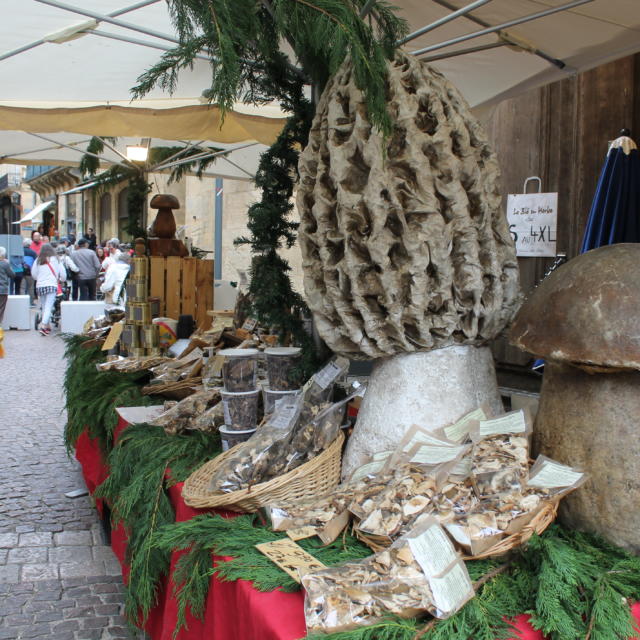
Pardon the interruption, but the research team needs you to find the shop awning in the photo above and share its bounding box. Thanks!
[13,199,56,224]
[0,0,638,173]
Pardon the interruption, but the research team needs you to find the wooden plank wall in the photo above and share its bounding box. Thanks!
[149,257,214,328]
[485,54,640,367]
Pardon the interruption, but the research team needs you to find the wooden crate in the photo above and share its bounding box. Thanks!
[149,257,214,328]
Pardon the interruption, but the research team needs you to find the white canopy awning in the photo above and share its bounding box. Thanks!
[0,0,638,174]
[14,199,56,224]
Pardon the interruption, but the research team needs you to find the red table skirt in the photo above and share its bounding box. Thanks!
[76,420,640,640]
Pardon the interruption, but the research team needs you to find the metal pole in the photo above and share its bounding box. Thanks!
[0,0,161,62]
[421,41,505,63]
[146,140,207,172]
[0,141,91,160]
[219,156,255,180]
[410,0,594,57]
[214,179,223,280]
[397,0,491,46]
[89,29,210,60]
[27,133,131,169]
[34,0,182,45]
[152,143,260,173]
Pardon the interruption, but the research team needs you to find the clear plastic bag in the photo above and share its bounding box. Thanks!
[302,517,474,633]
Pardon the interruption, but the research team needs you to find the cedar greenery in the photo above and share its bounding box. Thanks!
[94,423,221,623]
[133,0,408,376]
[62,334,151,454]
[144,516,640,640]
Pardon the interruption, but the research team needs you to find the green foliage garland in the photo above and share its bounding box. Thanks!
[95,423,221,623]
[143,515,640,640]
[62,334,151,454]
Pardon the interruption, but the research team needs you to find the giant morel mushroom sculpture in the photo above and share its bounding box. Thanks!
[297,52,520,475]
[509,243,640,552]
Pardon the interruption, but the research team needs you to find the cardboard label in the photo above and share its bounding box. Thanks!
[408,523,458,577]
[528,460,584,489]
[101,322,124,351]
[478,410,527,438]
[318,509,350,545]
[429,562,475,615]
[286,526,317,541]
[506,191,558,258]
[255,539,326,583]
[444,407,489,442]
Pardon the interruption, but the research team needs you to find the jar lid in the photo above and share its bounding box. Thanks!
[264,347,302,356]
[219,348,260,357]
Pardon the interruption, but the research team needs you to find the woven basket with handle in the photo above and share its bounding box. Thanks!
[355,497,559,559]
[182,431,344,512]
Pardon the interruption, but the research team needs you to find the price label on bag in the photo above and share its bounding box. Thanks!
[255,539,326,583]
[506,191,557,257]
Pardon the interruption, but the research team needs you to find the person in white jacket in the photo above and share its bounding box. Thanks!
[100,252,130,309]
[31,244,66,335]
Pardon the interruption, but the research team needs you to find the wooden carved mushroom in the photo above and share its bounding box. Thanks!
[509,243,640,551]
[149,194,179,239]
[297,52,520,476]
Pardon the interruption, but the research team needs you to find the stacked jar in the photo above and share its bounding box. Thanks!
[219,348,260,451]
[262,347,303,416]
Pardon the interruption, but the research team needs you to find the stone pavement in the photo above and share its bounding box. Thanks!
[0,328,140,640]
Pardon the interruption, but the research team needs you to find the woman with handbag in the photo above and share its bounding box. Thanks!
[31,244,66,336]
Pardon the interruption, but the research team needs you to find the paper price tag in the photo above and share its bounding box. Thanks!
[242,317,258,331]
[528,460,584,489]
[410,444,467,465]
[479,410,526,438]
[444,407,489,442]
[255,539,326,583]
[268,402,299,430]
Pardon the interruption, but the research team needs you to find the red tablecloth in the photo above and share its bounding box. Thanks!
[75,420,640,640]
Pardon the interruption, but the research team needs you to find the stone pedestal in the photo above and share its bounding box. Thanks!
[533,362,640,553]
[342,345,503,479]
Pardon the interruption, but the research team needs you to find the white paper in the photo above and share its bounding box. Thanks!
[411,445,467,465]
[408,524,458,577]
[404,431,455,453]
[350,460,386,482]
[528,460,584,489]
[429,562,474,615]
[444,408,488,442]
[479,410,526,438]
[267,402,299,430]
[506,191,558,257]
[314,361,343,390]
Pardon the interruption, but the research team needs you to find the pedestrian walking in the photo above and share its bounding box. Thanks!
[70,238,101,300]
[22,238,37,305]
[32,244,66,335]
[0,246,15,324]
[9,251,24,295]
[84,227,98,250]
[101,238,122,272]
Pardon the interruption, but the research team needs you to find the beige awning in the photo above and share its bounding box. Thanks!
[14,199,55,224]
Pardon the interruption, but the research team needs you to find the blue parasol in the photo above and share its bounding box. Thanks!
[580,133,640,253]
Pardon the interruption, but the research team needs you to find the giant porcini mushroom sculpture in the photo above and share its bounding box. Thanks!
[297,52,520,477]
[509,243,640,551]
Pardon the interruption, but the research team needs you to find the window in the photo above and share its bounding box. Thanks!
[117,187,129,241]
[100,193,112,242]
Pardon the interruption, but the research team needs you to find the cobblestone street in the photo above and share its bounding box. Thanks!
[0,328,136,640]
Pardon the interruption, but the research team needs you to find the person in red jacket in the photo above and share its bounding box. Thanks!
[30,231,43,255]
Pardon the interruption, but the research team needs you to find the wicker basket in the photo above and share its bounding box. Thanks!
[355,498,559,559]
[182,431,344,512]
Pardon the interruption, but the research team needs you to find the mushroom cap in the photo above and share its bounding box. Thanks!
[509,244,640,371]
[150,193,180,209]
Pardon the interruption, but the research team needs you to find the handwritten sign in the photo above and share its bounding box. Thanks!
[255,539,326,583]
[506,191,558,257]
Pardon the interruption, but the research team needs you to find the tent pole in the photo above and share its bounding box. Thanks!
[421,41,505,63]
[89,29,210,60]
[146,140,207,171]
[219,156,255,180]
[152,143,260,173]
[0,0,160,62]
[214,179,223,281]
[26,133,131,169]
[397,0,491,46]
[411,0,594,57]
